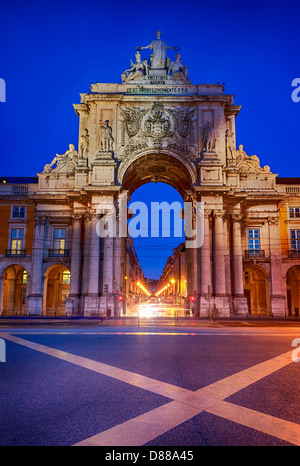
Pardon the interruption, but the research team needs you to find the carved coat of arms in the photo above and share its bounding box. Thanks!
[119,102,196,160]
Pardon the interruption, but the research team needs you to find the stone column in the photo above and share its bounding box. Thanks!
[66,214,82,316]
[28,217,46,315]
[88,214,100,295]
[81,213,92,297]
[213,210,230,316]
[199,211,212,316]
[232,214,248,315]
[102,233,114,316]
[214,210,226,296]
[232,215,244,296]
[201,211,212,292]
[84,213,101,316]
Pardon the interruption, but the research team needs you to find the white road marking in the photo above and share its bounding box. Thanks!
[1,331,299,446]
[206,400,300,445]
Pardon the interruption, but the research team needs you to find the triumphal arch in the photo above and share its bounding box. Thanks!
[35,31,286,318]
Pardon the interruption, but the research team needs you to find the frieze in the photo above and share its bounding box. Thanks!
[125,85,190,94]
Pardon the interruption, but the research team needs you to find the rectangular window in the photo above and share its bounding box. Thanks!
[289,207,300,218]
[10,228,24,254]
[12,206,25,218]
[248,229,260,253]
[22,271,27,284]
[53,228,66,253]
[291,230,300,251]
[62,270,70,285]
[61,290,69,305]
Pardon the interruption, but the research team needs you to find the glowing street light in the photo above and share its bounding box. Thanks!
[137,281,150,296]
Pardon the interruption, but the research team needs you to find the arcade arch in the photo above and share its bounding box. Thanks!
[43,265,70,316]
[243,265,270,316]
[1,264,28,316]
[120,151,196,199]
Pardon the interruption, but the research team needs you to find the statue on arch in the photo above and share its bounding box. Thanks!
[121,51,149,83]
[137,30,179,69]
[79,128,89,158]
[201,121,216,153]
[43,144,78,173]
[225,129,236,163]
[99,120,114,152]
[169,53,190,83]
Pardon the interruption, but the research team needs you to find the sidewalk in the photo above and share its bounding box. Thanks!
[1,315,300,327]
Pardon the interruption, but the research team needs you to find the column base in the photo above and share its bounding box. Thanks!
[232,296,249,315]
[65,295,82,317]
[27,295,43,316]
[214,296,231,317]
[83,295,100,317]
[271,295,287,317]
[198,296,210,317]
[99,296,115,317]
[199,296,231,317]
[82,295,117,317]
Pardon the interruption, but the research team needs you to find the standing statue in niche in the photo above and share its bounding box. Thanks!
[225,129,236,163]
[99,120,114,152]
[137,30,179,69]
[201,121,216,153]
[79,128,89,158]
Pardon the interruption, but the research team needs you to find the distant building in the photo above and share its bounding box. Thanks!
[157,177,300,317]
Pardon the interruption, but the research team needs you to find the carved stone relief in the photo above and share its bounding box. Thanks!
[118,102,196,161]
[235,145,271,174]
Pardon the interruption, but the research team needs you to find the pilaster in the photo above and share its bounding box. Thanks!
[231,213,248,315]
[28,217,46,315]
[66,214,83,316]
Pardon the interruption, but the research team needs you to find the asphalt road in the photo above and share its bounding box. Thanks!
[1,314,300,448]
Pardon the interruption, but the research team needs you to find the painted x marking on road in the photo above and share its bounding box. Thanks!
[2,332,300,446]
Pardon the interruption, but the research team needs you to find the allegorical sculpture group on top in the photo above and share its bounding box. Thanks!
[121,30,190,84]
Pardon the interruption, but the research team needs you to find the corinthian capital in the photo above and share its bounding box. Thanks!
[72,213,83,223]
[267,216,279,225]
[214,209,225,219]
[231,213,244,223]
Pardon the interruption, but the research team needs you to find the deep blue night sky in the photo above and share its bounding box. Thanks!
[1,0,300,278]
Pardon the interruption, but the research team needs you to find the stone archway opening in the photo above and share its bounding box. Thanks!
[287,266,300,316]
[2,265,27,316]
[120,152,195,318]
[120,152,195,199]
[44,265,70,316]
[243,265,270,316]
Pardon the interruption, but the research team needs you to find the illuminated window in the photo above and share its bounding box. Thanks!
[22,271,27,284]
[62,270,71,284]
[10,229,24,253]
[53,229,66,253]
[291,230,300,251]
